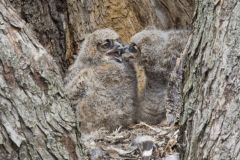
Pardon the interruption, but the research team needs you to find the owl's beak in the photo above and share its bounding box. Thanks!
[120,43,138,61]
[106,41,124,63]
[106,41,124,54]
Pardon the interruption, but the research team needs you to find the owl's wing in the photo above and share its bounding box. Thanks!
[65,70,88,104]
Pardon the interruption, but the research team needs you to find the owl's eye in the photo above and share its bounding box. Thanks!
[128,43,138,53]
[97,39,114,52]
[101,39,113,49]
[97,39,115,53]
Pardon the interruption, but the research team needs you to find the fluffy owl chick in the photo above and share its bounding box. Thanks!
[64,28,137,133]
[125,29,189,125]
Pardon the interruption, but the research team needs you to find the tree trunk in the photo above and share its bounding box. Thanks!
[0,1,82,159]
[181,0,240,159]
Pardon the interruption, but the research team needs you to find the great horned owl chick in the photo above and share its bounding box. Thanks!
[64,29,137,132]
[124,29,189,125]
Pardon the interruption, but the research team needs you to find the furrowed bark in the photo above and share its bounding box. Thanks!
[0,1,82,159]
[181,0,240,159]
[9,0,69,74]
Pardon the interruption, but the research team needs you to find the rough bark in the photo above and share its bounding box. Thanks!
[181,0,240,159]
[9,0,69,74]
[0,1,82,159]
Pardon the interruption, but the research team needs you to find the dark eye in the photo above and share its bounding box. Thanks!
[97,39,114,52]
[101,39,112,49]
[129,43,138,53]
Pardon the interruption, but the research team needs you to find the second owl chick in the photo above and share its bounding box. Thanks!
[124,29,189,125]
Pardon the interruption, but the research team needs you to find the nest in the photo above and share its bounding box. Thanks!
[81,122,181,160]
